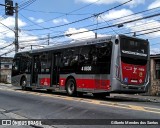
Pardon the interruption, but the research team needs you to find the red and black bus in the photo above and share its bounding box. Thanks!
[11,34,150,97]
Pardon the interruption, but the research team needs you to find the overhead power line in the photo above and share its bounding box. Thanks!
[23,0,132,31]
[23,8,91,15]
[136,29,160,36]
[0,43,14,50]
[19,12,160,43]
[81,6,160,30]
[21,5,160,37]
[0,21,15,32]
[0,48,15,56]
[19,0,37,11]
[18,26,160,49]
[21,7,160,38]
[99,15,118,34]
[22,0,100,15]
[124,26,160,35]
[19,13,45,29]
[20,0,102,29]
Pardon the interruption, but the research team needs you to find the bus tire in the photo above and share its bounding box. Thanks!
[66,78,77,96]
[21,77,27,90]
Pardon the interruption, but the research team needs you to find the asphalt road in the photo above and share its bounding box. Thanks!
[0,85,160,128]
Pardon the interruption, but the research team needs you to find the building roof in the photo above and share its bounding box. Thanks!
[150,54,160,59]
[0,57,13,63]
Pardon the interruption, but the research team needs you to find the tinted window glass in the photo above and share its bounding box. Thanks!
[120,38,148,58]
[121,56,147,65]
[96,42,112,74]
[39,52,51,74]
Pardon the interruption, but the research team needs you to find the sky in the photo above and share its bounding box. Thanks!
[0,0,160,57]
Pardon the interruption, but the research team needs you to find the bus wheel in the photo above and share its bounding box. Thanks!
[21,77,27,90]
[66,78,77,96]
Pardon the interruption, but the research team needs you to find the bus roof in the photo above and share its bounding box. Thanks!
[17,34,148,54]
[20,35,113,54]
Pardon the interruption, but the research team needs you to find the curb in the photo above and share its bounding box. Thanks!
[111,94,160,103]
[0,83,12,87]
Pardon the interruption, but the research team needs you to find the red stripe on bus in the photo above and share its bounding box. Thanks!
[60,78,110,90]
[76,79,110,90]
[59,78,66,86]
[40,78,50,86]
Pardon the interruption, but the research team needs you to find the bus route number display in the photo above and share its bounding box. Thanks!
[81,66,92,71]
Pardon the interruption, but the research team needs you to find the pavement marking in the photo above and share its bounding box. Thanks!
[128,105,145,111]
[144,106,160,111]
[1,87,160,115]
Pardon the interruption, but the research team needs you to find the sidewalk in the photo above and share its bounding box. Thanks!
[111,93,160,103]
[0,83,12,87]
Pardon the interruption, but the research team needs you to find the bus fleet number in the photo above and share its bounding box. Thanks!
[81,66,92,71]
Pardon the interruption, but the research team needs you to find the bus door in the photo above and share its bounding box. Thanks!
[31,56,40,86]
[51,53,61,87]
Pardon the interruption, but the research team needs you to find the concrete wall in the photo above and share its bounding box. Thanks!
[0,57,13,83]
[150,58,160,95]
[0,69,12,83]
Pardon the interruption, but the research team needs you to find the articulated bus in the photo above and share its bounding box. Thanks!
[11,35,150,97]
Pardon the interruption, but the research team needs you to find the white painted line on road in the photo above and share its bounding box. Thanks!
[144,106,160,111]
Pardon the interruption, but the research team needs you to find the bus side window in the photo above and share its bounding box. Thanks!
[39,52,51,74]
[70,55,78,66]
[79,54,85,63]
[63,56,68,66]
[12,60,19,70]
[63,56,71,66]
[79,45,94,64]
[96,42,112,74]
[63,48,79,67]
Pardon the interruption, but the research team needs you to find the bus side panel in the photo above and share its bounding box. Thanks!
[12,74,31,87]
[11,74,22,86]
[110,36,121,92]
[26,74,31,87]
[59,74,111,93]
[38,74,51,87]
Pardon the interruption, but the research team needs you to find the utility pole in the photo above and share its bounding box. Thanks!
[0,56,1,82]
[48,34,50,45]
[1,0,18,53]
[95,33,97,39]
[15,3,18,53]
[133,32,136,37]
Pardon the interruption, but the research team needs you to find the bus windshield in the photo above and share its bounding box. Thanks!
[120,37,148,59]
